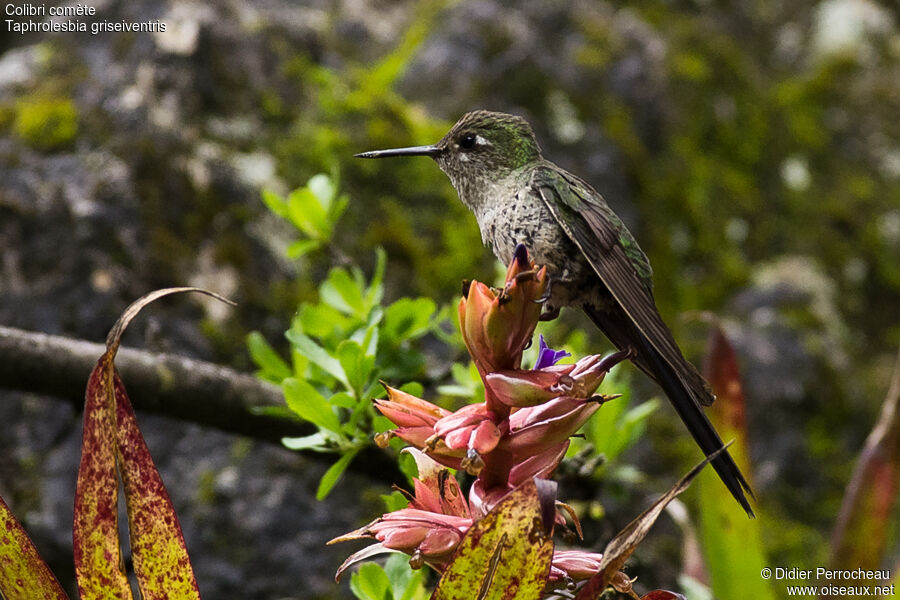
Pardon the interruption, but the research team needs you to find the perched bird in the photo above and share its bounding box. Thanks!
[356,110,754,516]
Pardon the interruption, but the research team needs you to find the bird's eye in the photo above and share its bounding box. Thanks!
[459,133,477,150]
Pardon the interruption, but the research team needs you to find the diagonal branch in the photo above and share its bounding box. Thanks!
[0,325,401,481]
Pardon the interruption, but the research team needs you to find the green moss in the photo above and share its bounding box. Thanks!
[0,103,14,131]
[13,96,78,151]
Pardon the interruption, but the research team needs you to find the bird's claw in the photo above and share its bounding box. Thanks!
[537,276,559,320]
[534,276,553,305]
[514,269,536,283]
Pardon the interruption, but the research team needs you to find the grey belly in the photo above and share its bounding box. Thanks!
[478,196,602,309]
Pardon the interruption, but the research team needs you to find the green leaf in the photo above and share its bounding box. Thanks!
[321,268,367,317]
[330,193,350,226]
[285,329,349,388]
[350,316,381,357]
[283,378,342,434]
[247,331,292,381]
[382,297,436,341]
[307,173,337,212]
[337,340,376,397]
[287,186,329,239]
[350,561,392,600]
[384,553,428,600]
[290,346,309,378]
[677,575,714,600]
[286,239,322,258]
[397,451,418,485]
[330,392,358,409]
[398,381,424,397]
[364,247,387,308]
[344,394,375,438]
[584,370,655,465]
[623,398,658,428]
[373,414,395,433]
[261,188,287,218]
[281,432,331,452]
[362,380,385,401]
[266,174,346,251]
[381,491,409,512]
[317,449,360,500]
[297,303,349,340]
[437,361,483,402]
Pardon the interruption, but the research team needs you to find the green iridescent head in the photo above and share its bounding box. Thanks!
[435,110,542,172]
[356,111,543,180]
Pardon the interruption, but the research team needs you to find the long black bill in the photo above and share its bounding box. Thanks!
[354,145,442,159]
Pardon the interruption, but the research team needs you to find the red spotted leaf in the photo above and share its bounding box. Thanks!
[830,348,900,573]
[697,322,772,600]
[701,323,748,445]
[431,478,556,600]
[73,287,232,599]
[73,352,132,598]
[0,495,68,600]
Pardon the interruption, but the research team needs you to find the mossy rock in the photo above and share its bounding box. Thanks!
[13,96,78,151]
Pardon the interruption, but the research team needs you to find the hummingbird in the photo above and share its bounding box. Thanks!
[356,110,754,516]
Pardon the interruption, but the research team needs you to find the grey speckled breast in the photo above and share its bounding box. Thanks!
[473,188,604,310]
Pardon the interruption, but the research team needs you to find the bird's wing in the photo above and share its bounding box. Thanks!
[531,164,714,407]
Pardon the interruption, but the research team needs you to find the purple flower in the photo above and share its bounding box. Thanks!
[533,334,571,370]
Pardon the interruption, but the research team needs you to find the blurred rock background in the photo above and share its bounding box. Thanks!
[1,0,898,597]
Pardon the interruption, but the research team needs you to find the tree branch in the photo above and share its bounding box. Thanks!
[0,325,402,481]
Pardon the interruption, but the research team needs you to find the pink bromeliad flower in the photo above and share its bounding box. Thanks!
[333,245,633,590]
[374,246,629,501]
[330,450,472,577]
[331,450,609,586]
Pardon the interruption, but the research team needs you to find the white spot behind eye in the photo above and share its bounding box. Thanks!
[475,135,490,146]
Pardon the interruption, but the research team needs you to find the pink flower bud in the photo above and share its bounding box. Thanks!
[433,403,496,438]
[550,549,605,581]
[374,385,450,428]
[470,420,502,454]
[507,443,570,485]
[501,398,601,456]
[485,369,570,406]
[378,526,428,552]
[458,251,547,379]
[418,528,462,558]
[485,349,630,407]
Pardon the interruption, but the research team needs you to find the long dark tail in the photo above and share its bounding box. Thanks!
[584,305,755,517]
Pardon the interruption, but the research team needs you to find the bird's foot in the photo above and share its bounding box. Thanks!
[534,276,553,305]
[496,269,540,305]
[513,269,537,283]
